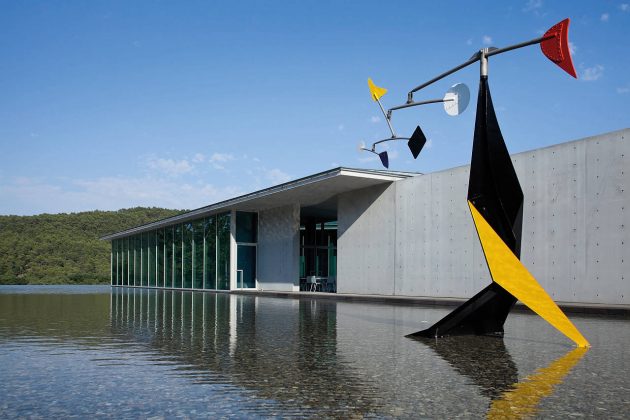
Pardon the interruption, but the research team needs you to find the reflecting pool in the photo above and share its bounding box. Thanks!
[0,286,628,418]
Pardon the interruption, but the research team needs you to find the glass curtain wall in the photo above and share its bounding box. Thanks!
[112,240,117,285]
[149,231,157,287]
[236,212,257,289]
[110,212,232,291]
[128,237,132,286]
[121,238,127,286]
[183,223,193,288]
[165,226,173,288]
[217,213,231,290]
[204,216,217,290]
[140,232,146,287]
[117,239,122,286]
[174,225,182,288]
[133,235,139,286]
[193,220,204,289]
[299,221,337,291]
[157,229,164,287]
[110,240,113,285]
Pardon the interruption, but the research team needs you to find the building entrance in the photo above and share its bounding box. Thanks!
[235,211,258,290]
[236,244,256,289]
[299,219,337,292]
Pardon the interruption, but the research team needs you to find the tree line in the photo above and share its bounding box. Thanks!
[0,207,184,285]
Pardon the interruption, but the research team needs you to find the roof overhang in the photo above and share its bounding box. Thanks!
[101,167,418,240]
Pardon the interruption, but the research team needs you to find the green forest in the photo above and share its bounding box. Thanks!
[0,207,184,285]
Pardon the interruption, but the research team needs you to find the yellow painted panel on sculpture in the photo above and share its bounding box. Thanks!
[468,201,589,348]
[487,347,587,419]
[368,78,387,101]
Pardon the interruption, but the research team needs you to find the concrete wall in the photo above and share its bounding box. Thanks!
[257,204,301,291]
[337,184,396,295]
[337,129,629,305]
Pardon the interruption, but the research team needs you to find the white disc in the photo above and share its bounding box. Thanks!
[443,83,470,116]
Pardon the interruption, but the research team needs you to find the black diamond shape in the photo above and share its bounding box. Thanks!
[407,125,427,159]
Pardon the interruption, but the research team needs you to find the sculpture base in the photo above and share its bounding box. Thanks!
[406,283,516,338]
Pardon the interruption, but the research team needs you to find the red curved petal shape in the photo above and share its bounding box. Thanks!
[540,18,577,78]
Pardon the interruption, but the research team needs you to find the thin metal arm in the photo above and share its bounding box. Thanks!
[407,34,554,101]
[388,97,452,115]
[486,35,551,57]
[375,98,396,138]
[373,136,409,147]
[408,56,480,101]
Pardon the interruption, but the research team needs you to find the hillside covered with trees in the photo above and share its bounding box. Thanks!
[0,207,184,285]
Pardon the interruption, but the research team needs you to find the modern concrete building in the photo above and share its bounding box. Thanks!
[103,128,629,307]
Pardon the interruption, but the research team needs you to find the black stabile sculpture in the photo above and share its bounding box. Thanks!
[407,76,524,338]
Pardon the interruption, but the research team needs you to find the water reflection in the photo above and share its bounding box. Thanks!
[0,286,624,418]
[417,336,519,400]
[0,290,111,341]
[487,347,588,419]
[414,335,587,418]
[110,288,381,417]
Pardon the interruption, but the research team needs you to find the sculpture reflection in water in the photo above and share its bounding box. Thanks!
[423,336,587,419]
[487,347,587,419]
[109,288,381,418]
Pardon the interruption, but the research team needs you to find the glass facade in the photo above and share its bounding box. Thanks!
[142,232,148,287]
[193,220,204,289]
[219,213,233,290]
[204,216,217,290]
[157,229,164,287]
[121,238,127,286]
[133,235,139,286]
[299,221,337,291]
[111,212,233,291]
[235,212,257,289]
[149,231,156,287]
[174,224,182,288]
[183,223,193,289]
[165,226,173,288]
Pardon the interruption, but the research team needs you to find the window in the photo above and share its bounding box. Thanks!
[174,224,182,288]
[183,223,193,288]
[204,216,217,289]
[193,219,204,289]
[217,213,231,290]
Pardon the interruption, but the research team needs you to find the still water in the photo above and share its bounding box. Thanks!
[0,286,628,418]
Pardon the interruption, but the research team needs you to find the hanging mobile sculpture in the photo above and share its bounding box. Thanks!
[363,18,589,347]
[360,79,470,168]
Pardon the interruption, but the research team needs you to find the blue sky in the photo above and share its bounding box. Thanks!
[1,0,628,215]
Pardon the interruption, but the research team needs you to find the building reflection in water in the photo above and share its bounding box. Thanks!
[110,288,380,417]
[414,335,587,418]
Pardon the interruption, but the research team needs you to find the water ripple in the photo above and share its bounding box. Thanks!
[0,287,629,418]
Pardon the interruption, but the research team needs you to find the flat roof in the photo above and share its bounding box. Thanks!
[101,167,418,240]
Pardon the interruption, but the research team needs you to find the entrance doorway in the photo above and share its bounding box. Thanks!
[299,219,337,292]
[236,244,256,289]
[235,211,258,290]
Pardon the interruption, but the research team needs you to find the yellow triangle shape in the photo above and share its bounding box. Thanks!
[487,347,587,419]
[368,78,387,101]
[468,201,589,347]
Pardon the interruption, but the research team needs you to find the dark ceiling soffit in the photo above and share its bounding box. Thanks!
[100,167,418,241]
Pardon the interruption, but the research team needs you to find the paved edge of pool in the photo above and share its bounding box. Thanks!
[107,286,630,317]
[229,289,630,317]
